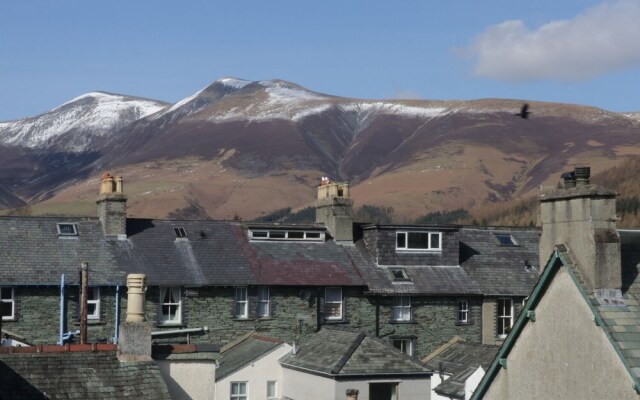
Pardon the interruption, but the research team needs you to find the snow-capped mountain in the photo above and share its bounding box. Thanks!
[1,77,640,219]
[0,92,168,153]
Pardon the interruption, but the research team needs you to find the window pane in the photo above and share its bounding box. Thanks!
[269,231,286,239]
[252,231,268,238]
[306,232,321,239]
[288,231,304,239]
[326,303,342,318]
[236,302,247,317]
[267,381,277,398]
[1,302,12,317]
[407,232,430,248]
[430,233,441,249]
[258,302,269,317]
[326,288,341,302]
[258,287,269,301]
[236,288,247,301]
[397,232,406,248]
[0,288,11,300]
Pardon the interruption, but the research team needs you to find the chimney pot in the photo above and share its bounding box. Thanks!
[574,166,590,186]
[346,389,359,400]
[126,274,146,323]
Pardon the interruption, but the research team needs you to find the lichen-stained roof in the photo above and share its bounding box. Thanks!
[0,216,124,286]
[216,334,284,381]
[279,327,431,377]
[459,227,540,296]
[0,349,170,399]
[116,219,366,287]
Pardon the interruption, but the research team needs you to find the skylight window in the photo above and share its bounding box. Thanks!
[174,227,187,238]
[494,233,518,246]
[249,229,324,241]
[390,269,410,282]
[57,223,78,236]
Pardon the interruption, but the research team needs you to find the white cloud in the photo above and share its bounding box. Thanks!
[467,0,640,81]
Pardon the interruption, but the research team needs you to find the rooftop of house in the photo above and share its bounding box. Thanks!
[422,337,499,399]
[216,333,286,381]
[279,327,432,377]
[0,344,170,399]
[459,227,540,296]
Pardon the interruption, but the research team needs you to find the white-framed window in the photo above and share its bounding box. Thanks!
[497,298,513,338]
[257,287,270,318]
[457,299,469,324]
[392,296,411,322]
[87,287,100,320]
[396,231,442,251]
[267,381,277,400]
[160,287,182,324]
[231,381,248,400]
[235,287,248,319]
[493,233,518,246]
[249,229,324,241]
[325,287,343,320]
[392,338,413,356]
[57,223,78,236]
[1,287,15,320]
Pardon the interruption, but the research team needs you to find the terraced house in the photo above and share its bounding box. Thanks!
[0,174,540,360]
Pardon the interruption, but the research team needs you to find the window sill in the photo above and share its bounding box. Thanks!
[395,249,442,253]
[455,321,473,326]
[323,319,348,324]
[389,320,417,325]
[233,317,253,322]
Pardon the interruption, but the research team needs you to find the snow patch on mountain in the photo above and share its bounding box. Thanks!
[0,92,166,152]
[219,77,252,89]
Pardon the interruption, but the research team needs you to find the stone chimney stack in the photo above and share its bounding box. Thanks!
[539,166,621,291]
[315,177,354,243]
[118,274,151,361]
[97,173,128,238]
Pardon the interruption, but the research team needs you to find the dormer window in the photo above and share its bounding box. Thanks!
[174,227,187,238]
[390,268,410,282]
[249,229,324,242]
[396,231,441,251]
[57,223,78,236]
[494,233,518,246]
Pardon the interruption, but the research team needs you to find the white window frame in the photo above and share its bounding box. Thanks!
[235,287,248,319]
[230,381,248,400]
[267,380,278,400]
[396,231,442,251]
[324,287,343,321]
[249,229,325,242]
[57,223,78,236]
[160,287,182,325]
[1,287,15,321]
[497,298,513,338]
[392,338,413,356]
[87,287,100,320]
[457,299,469,324]
[392,296,412,322]
[257,287,270,318]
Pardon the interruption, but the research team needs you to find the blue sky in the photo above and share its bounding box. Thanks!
[2,0,640,120]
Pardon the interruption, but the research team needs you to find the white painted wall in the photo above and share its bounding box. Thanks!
[283,368,431,400]
[464,367,484,400]
[156,359,216,400]
[430,373,451,400]
[216,343,292,400]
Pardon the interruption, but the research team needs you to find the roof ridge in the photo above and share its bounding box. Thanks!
[331,331,366,374]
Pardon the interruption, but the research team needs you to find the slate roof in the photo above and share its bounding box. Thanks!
[0,348,170,399]
[116,219,366,287]
[459,227,540,296]
[422,338,499,399]
[216,334,285,381]
[279,328,431,377]
[0,216,124,285]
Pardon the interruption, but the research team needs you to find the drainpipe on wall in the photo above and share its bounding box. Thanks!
[316,288,321,332]
[113,284,120,344]
[59,274,65,345]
